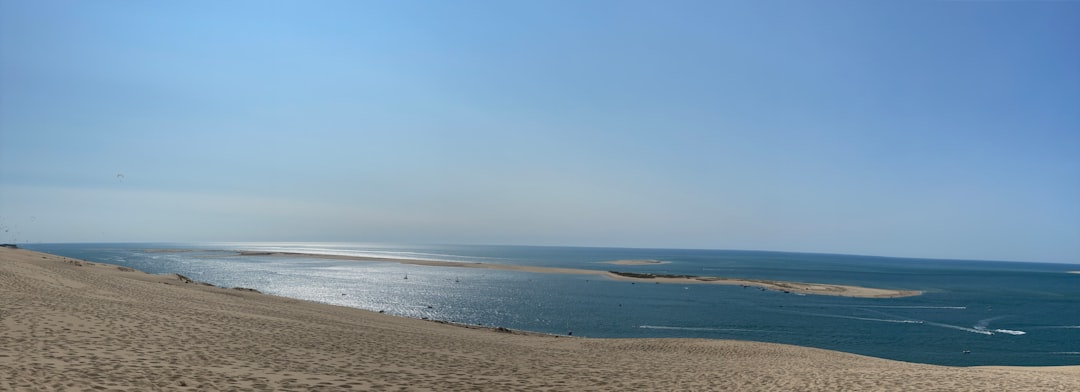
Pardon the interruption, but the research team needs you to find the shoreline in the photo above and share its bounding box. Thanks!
[3,247,1078,391]
[230,250,922,298]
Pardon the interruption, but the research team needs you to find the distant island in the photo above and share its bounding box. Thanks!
[601,259,667,266]
[605,271,921,298]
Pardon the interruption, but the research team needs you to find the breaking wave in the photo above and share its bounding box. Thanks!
[993,329,1027,335]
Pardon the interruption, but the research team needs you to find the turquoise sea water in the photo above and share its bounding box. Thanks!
[22,242,1080,367]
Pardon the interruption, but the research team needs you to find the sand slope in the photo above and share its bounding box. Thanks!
[1,248,1077,391]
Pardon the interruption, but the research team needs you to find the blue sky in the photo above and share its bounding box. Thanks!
[1,1,1078,263]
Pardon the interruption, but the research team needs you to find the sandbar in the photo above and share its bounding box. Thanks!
[231,251,921,298]
[605,271,922,298]
[602,259,668,265]
[2,247,1077,391]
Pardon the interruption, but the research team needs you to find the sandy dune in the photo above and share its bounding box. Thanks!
[2,247,1078,391]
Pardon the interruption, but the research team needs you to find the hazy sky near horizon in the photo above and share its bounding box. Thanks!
[1,1,1078,263]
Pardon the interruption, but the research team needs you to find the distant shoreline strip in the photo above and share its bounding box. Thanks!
[601,259,669,266]
[227,251,922,299]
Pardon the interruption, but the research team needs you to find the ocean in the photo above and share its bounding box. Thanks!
[21,242,1080,367]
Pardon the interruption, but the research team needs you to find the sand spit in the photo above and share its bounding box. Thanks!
[605,271,922,298]
[602,259,668,265]
[233,251,920,298]
[2,247,1078,391]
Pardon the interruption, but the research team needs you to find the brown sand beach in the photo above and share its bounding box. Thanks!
[230,251,920,298]
[2,247,1079,391]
